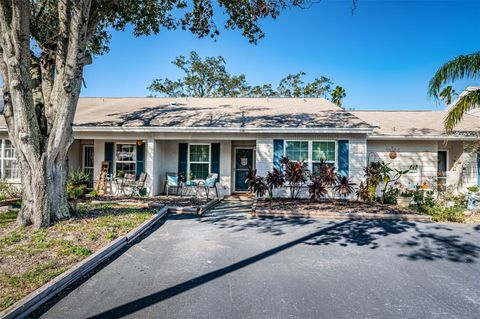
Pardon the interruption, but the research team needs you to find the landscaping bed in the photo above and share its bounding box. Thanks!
[86,195,209,208]
[254,199,431,221]
[0,202,157,311]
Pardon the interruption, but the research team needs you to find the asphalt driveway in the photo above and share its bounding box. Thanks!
[38,212,480,319]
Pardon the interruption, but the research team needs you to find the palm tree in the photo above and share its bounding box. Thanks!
[331,86,346,108]
[428,52,480,132]
[438,85,458,106]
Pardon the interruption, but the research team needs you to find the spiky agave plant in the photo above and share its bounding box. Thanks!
[428,52,480,132]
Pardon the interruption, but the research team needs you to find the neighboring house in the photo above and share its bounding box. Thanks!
[0,97,479,196]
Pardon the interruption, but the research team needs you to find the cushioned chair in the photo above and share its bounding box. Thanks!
[203,173,219,199]
[164,172,182,196]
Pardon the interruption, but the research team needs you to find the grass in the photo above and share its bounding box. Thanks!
[0,202,155,311]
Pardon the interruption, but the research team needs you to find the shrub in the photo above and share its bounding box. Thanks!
[69,169,90,186]
[308,176,328,200]
[430,206,465,223]
[67,169,90,200]
[334,176,356,198]
[363,161,409,204]
[411,188,436,214]
[244,168,269,198]
[265,168,285,199]
[356,181,370,202]
[0,180,20,200]
[281,157,309,199]
[382,187,399,205]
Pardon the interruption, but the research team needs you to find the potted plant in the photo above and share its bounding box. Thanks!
[67,169,91,211]
[467,186,479,210]
[397,190,413,208]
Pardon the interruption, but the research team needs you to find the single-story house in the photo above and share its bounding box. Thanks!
[0,97,479,196]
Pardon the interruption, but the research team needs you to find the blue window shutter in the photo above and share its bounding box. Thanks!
[136,143,145,178]
[104,142,114,175]
[273,139,284,170]
[178,143,188,182]
[338,140,349,177]
[211,143,220,180]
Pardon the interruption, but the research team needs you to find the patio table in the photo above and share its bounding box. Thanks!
[183,179,205,197]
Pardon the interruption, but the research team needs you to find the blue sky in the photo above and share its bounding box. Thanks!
[81,0,480,110]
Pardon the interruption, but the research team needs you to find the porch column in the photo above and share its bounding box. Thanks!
[145,138,156,196]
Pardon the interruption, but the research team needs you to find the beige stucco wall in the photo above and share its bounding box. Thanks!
[366,139,478,192]
[367,140,438,188]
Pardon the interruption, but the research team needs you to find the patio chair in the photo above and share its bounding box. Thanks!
[203,173,219,199]
[120,173,136,196]
[164,172,183,196]
[131,172,148,196]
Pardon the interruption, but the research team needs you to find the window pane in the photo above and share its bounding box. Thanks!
[190,145,209,162]
[116,162,136,176]
[116,144,136,162]
[4,140,15,159]
[190,163,209,180]
[4,159,19,179]
[312,142,335,162]
[285,141,308,162]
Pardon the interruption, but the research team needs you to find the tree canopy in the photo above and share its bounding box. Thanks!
[148,51,346,100]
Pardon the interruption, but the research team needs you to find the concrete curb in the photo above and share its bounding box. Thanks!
[251,198,258,215]
[0,206,169,319]
[198,197,223,216]
[167,197,223,216]
[254,209,432,222]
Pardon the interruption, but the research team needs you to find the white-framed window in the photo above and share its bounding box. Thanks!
[188,144,210,180]
[1,139,19,181]
[285,141,309,162]
[312,141,336,174]
[284,140,337,174]
[115,143,136,176]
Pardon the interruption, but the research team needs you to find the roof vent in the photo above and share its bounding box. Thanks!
[170,101,177,106]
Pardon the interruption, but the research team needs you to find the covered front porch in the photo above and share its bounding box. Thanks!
[68,133,258,197]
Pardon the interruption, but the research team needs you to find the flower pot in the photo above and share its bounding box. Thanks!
[467,192,479,210]
[396,196,412,208]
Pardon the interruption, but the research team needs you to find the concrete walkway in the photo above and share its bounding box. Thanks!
[203,197,253,217]
[38,213,480,319]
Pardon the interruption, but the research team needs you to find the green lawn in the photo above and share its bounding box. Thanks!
[0,203,156,311]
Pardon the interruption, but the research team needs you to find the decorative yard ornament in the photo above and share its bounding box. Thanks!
[387,146,399,160]
[389,151,397,160]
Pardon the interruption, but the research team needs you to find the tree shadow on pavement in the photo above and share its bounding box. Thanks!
[200,215,480,262]
[84,217,480,319]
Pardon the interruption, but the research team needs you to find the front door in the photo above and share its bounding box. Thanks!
[234,148,254,192]
[82,145,94,189]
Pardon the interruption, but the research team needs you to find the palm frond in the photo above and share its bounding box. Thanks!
[428,52,480,98]
[444,88,480,132]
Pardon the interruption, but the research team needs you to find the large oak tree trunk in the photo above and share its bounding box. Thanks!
[16,148,71,227]
[0,0,94,228]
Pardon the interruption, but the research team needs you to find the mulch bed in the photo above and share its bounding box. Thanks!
[256,199,419,216]
[85,195,210,208]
